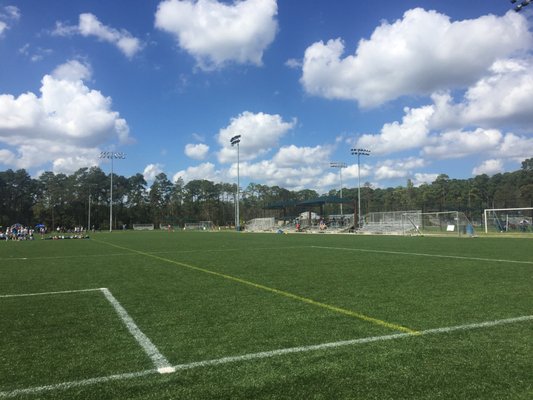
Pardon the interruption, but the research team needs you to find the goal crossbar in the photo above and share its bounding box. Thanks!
[484,207,533,233]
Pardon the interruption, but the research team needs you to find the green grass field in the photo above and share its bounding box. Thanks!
[1,231,532,399]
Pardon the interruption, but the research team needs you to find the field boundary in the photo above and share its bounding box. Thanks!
[311,245,533,265]
[0,288,174,376]
[1,314,531,398]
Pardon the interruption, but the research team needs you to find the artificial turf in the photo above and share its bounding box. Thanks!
[1,231,532,399]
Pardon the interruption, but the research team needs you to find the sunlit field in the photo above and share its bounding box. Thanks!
[1,231,532,399]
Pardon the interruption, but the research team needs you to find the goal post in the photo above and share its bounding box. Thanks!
[402,211,474,237]
[132,224,155,231]
[483,207,533,233]
[183,221,215,231]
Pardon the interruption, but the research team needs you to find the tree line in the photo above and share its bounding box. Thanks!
[1,158,532,230]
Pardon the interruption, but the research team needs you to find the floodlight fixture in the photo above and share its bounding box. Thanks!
[100,151,126,232]
[230,135,241,146]
[513,0,531,11]
[350,148,371,228]
[330,162,347,215]
[230,136,242,231]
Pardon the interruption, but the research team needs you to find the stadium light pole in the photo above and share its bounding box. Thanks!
[510,0,532,12]
[100,151,126,232]
[88,194,91,232]
[330,162,347,215]
[350,148,371,228]
[230,135,241,231]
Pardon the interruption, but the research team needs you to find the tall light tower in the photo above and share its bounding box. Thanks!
[350,148,370,228]
[100,151,126,232]
[330,162,347,215]
[230,135,241,231]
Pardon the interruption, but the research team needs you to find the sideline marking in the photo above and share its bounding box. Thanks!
[0,288,174,375]
[311,245,533,265]
[94,240,418,335]
[1,314,531,398]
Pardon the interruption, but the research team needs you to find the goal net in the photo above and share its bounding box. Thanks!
[132,224,155,231]
[403,211,474,236]
[483,207,533,233]
[183,221,214,231]
[360,210,421,235]
[246,217,275,232]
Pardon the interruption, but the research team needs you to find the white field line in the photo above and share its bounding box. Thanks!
[311,245,533,265]
[0,288,102,298]
[99,288,175,374]
[1,314,531,398]
[0,287,174,374]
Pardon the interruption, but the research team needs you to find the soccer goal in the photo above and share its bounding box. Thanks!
[483,207,533,233]
[359,210,421,235]
[183,221,214,231]
[246,217,275,232]
[132,224,155,231]
[403,211,474,236]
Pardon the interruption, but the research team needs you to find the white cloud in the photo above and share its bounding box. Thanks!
[285,58,301,69]
[272,144,330,167]
[155,0,278,70]
[472,159,504,176]
[357,105,434,154]
[143,163,164,182]
[374,157,426,180]
[217,111,295,163]
[0,60,130,173]
[184,143,209,160]
[172,162,222,183]
[413,173,439,187]
[300,9,531,107]
[53,13,142,58]
[0,5,20,37]
[423,128,503,159]
[430,58,533,131]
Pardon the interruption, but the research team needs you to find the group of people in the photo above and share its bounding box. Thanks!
[0,225,36,240]
[1,224,91,241]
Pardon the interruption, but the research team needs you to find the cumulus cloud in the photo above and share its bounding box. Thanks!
[374,158,426,180]
[0,60,130,173]
[184,143,209,160]
[423,128,503,159]
[0,5,20,37]
[172,162,222,183]
[272,144,331,167]
[217,111,295,163]
[143,163,164,182]
[301,9,531,107]
[155,0,278,70]
[430,58,533,131]
[357,105,434,154]
[413,173,440,187]
[472,159,504,176]
[53,13,142,58]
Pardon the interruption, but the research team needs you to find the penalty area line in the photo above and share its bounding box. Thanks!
[1,314,531,398]
[0,287,174,375]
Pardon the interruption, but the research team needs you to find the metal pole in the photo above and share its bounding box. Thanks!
[230,135,242,232]
[110,156,113,232]
[100,151,126,233]
[88,194,91,232]
[237,142,240,231]
[340,167,343,216]
[357,153,361,227]
[350,148,370,228]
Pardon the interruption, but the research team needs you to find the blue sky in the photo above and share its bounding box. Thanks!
[1,0,532,192]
